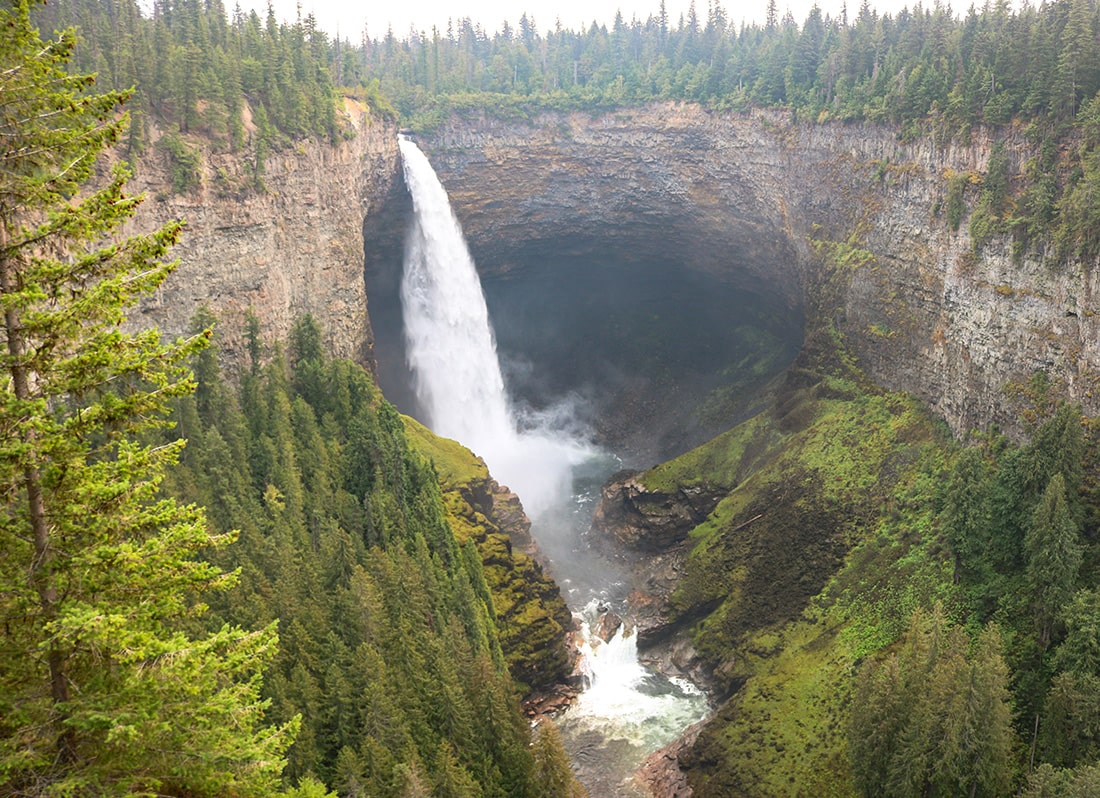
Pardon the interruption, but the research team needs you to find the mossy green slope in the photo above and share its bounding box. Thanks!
[633,328,958,796]
[403,415,574,693]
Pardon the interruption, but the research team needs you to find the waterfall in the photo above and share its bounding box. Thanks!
[398,136,589,517]
[557,601,708,795]
[399,137,709,796]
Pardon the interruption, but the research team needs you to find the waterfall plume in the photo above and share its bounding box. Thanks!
[398,136,591,517]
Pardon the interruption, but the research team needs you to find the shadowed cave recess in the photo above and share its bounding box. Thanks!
[363,144,806,467]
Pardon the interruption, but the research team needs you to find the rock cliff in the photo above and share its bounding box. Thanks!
[125,101,400,373]
[118,99,1100,797]
[125,102,1098,442]
[407,103,1098,440]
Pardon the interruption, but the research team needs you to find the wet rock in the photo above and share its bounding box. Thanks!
[523,684,579,720]
[591,471,723,552]
[593,611,625,643]
[635,718,708,798]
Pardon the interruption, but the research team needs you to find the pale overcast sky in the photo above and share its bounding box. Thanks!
[254,0,924,42]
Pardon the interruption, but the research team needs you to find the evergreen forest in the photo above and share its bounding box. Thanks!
[159,312,583,797]
[0,2,582,795]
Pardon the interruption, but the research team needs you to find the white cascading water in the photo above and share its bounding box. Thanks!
[559,601,708,794]
[570,601,706,732]
[399,136,589,517]
[398,136,708,795]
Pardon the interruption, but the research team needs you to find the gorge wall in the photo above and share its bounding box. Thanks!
[396,103,1100,441]
[126,101,399,371]
[117,96,1100,796]
[126,100,1100,446]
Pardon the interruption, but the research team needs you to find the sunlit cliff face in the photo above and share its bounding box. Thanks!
[363,154,803,465]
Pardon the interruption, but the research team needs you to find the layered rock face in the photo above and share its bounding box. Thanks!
[126,104,399,372]
[125,102,1099,442]
[406,104,1098,439]
[368,108,810,462]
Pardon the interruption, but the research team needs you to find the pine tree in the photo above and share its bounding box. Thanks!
[1041,589,1100,767]
[0,2,294,793]
[531,722,588,798]
[1026,473,1083,649]
[1050,0,1095,117]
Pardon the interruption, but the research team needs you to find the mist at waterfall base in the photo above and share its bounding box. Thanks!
[398,137,708,795]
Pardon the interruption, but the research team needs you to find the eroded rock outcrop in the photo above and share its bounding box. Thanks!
[591,469,725,551]
[401,416,576,693]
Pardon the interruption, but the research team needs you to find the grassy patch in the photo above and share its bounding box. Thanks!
[641,413,777,494]
[402,414,488,487]
[681,425,958,796]
[686,611,857,797]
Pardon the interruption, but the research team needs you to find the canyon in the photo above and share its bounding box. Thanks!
[126,100,1098,794]
[131,101,1100,448]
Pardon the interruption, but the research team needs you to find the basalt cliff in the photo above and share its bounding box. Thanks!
[400,104,1099,441]
[125,101,398,370]
[131,102,1099,439]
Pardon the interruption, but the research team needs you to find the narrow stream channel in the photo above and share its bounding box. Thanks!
[534,456,709,796]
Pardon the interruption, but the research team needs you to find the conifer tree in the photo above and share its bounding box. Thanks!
[849,607,1015,797]
[0,2,294,793]
[532,722,588,798]
[1026,473,1083,649]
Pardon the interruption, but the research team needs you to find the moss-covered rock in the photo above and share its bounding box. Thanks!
[403,416,575,693]
[591,469,726,552]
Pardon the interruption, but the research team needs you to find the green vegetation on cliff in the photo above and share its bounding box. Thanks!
[587,359,1099,789]
[665,328,951,679]
[404,417,575,692]
[627,315,1100,796]
[653,326,954,796]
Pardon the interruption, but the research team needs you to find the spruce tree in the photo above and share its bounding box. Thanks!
[0,1,293,793]
[1026,473,1083,649]
[849,607,1015,798]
